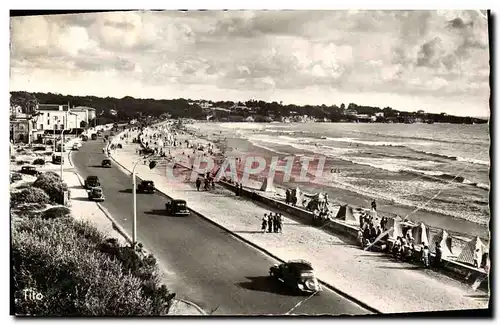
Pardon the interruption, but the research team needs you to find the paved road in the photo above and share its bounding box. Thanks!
[72,137,372,316]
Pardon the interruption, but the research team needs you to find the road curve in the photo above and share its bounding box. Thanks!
[72,137,372,316]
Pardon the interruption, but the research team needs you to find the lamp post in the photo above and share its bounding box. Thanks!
[130,155,158,249]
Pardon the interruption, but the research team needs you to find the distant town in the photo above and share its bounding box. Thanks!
[10,91,489,144]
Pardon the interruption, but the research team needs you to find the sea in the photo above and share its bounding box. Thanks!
[190,122,490,239]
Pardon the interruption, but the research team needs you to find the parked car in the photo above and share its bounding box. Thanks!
[101,158,112,168]
[82,135,89,141]
[91,133,97,140]
[10,172,23,183]
[269,260,322,294]
[72,143,80,151]
[33,158,46,165]
[87,187,105,201]
[52,154,62,165]
[19,166,42,177]
[84,175,100,189]
[165,199,190,216]
[137,180,155,193]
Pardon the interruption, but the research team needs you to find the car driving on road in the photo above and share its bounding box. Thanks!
[269,260,322,295]
[84,175,100,189]
[165,199,190,216]
[87,186,105,201]
[137,180,155,194]
[101,158,112,168]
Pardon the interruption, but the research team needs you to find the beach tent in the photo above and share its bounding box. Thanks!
[457,236,487,266]
[335,205,359,224]
[429,229,455,259]
[389,216,404,239]
[411,222,430,246]
[260,177,276,192]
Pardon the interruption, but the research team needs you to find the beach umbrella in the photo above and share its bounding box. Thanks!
[389,216,404,239]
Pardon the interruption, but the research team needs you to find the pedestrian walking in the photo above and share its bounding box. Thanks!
[277,213,283,233]
[235,183,239,196]
[267,213,274,233]
[261,214,268,233]
[371,199,377,211]
[422,245,430,268]
[195,177,201,191]
[285,189,290,205]
[239,183,243,196]
[273,214,279,233]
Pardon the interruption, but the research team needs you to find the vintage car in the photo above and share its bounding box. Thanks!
[269,260,322,294]
[19,166,42,177]
[91,133,98,140]
[101,158,112,168]
[10,172,23,183]
[84,175,101,189]
[137,180,155,193]
[165,199,190,216]
[82,135,89,141]
[87,187,105,201]
[52,154,62,165]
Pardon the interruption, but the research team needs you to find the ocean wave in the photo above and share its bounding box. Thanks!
[249,141,290,155]
[325,137,421,148]
[409,148,490,166]
[358,130,489,147]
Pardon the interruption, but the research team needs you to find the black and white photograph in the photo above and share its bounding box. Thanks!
[8,8,492,317]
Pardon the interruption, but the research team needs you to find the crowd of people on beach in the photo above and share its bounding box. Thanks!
[261,212,284,233]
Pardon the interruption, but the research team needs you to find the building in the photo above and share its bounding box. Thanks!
[10,117,32,143]
[35,104,97,131]
[374,112,385,118]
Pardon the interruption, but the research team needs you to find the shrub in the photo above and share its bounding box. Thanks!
[33,173,68,204]
[16,160,29,165]
[11,188,50,207]
[12,217,175,316]
[33,158,45,165]
[41,206,71,220]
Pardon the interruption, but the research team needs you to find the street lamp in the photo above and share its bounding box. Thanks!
[130,155,158,249]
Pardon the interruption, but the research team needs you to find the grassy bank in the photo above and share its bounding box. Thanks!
[11,171,176,316]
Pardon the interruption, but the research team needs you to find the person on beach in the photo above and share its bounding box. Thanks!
[267,213,274,233]
[262,214,268,233]
[474,248,481,268]
[422,245,430,268]
[433,242,442,268]
[371,199,377,211]
[278,213,284,233]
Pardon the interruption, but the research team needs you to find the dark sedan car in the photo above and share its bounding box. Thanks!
[84,175,100,190]
[269,260,322,294]
[165,199,190,216]
[101,158,112,168]
[137,180,155,193]
[19,166,42,177]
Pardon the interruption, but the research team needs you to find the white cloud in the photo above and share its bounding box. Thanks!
[9,10,490,116]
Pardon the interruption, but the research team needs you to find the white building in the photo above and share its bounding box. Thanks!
[35,104,96,131]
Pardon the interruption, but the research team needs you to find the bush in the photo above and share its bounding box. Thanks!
[33,173,68,204]
[12,217,175,316]
[33,158,45,165]
[41,206,71,220]
[16,160,29,165]
[11,188,50,207]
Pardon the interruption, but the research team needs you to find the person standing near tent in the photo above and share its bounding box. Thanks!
[434,243,442,268]
[422,245,430,268]
[474,248,481,268]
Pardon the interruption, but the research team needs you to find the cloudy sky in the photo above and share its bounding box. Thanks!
[10,10,490,117]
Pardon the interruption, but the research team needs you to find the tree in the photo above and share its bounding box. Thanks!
[80,120,88,129]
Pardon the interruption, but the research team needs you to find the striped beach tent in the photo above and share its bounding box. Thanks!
[336,205,359,224]
[411,222,430,246]
[457,236,487,266]
[429,229,455,258]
